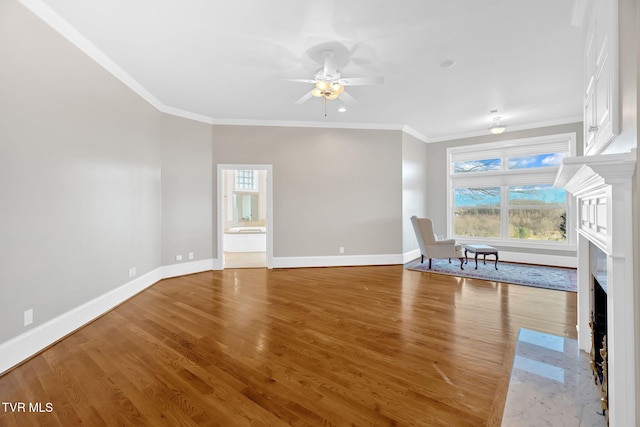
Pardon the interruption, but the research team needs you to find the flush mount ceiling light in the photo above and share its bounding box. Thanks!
[489,116,507,134]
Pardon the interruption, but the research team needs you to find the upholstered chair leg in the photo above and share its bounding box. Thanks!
[448,258,451,263]
[459,258,464,270]
[428,259,432,269]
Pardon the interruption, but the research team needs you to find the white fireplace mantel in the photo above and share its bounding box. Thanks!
[555,150,636,192]
[555,149,636,427]
[556,150,636,255]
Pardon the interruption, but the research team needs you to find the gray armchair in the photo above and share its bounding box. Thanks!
[410,216,464,269]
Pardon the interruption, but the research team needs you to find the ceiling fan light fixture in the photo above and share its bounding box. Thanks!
[331,83,344,95]
[316,80,331,91]
[311,80,344,101]
[291,48,383,114]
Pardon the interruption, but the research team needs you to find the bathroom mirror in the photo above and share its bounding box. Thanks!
[233,192,259,223]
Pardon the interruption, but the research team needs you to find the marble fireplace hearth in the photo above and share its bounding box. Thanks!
[502,328,605,426]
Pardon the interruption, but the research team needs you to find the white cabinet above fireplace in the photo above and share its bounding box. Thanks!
[583,0,619,155]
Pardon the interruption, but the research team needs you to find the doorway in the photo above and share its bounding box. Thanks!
[217,165,272,268]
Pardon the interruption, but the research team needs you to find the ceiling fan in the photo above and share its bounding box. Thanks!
[290,50,383,114]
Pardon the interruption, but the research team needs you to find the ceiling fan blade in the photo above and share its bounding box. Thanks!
[340,90,357,106]
[340,76,384,86]
[294,91,314,104]
[286,78,317,84]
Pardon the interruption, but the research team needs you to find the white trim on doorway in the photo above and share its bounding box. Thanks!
[216,164,274,269]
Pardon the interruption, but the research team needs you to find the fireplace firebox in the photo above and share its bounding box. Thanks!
[592,279,607,382]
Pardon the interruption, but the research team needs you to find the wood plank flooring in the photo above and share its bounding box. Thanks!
[0,265,577,426]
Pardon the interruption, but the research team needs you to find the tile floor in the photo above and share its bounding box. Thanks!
[502,328,607,426]
[223,251,267,268]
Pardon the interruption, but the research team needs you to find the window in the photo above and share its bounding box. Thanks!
[507,153,568,170]
[447,134,575,247]
[508,185,567,241]
[454,187,501,237]
[453,158,501,173]
[235,170,256,190]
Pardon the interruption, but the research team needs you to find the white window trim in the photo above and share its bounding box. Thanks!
[446,133,577,251]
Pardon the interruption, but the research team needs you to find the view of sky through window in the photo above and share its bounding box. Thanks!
[508,153,567,169]
[453,159,500,173]
[454,188,500,207]
[509,185,566,205]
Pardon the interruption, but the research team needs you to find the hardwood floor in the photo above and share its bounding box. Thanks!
[0,265,577,426]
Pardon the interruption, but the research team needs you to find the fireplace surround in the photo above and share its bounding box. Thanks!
[555,149,636,426]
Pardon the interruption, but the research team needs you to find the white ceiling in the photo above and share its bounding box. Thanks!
[33,0,584,141]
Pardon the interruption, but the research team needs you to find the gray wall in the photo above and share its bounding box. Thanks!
[161,115,214,264]
[425,122,583,256]
[0,1,163,342]
[212,126,404,257]
[402,132,429,254]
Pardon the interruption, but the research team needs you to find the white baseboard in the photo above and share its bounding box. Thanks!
[271,253,403,269]
[403,249,421,264]
[498,251,577,268]
[401,249,575,268]
[161,259,214,278]
[0,268,162,375]
[0,259,217,375]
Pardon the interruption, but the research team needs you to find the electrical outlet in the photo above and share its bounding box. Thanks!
[188,252,194,260]
[339,247,345,254]
[24,309,33,326]
[176,254,182,261]
[129,267,136,278]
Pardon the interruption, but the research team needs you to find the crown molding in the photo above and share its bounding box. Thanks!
[210,118,404,132]
[401,125,429,143]
[18,0,583,143]
[18,0,166,112]
[425,116,583,143]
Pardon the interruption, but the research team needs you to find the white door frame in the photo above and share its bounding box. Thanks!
[216,164,273,269]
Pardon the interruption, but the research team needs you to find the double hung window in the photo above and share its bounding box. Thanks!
[447,134,575,247]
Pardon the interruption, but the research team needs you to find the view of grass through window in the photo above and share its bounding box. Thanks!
[451,150,568,242]
[508,185,566,240]
[454,187,501,237]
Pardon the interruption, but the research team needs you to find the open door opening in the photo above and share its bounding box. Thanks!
[217,165,272,269]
